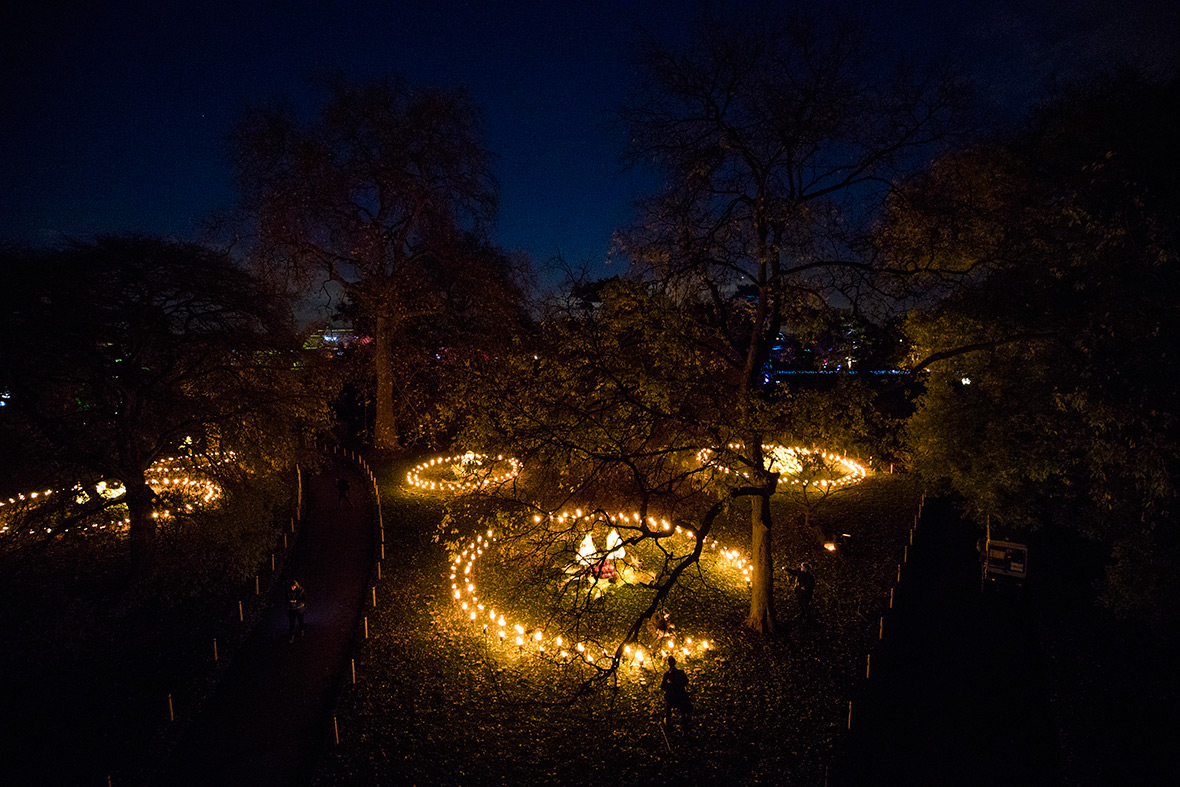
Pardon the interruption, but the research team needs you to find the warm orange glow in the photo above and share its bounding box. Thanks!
[405,452,521,493]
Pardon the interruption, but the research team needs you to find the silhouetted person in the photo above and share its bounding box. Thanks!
[785,561,815,624]
[337,476,351,508]
[661,655,693,733]
[287,579,307,642]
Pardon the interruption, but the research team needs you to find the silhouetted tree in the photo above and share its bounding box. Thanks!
[232,76,525,450]
[0,237,334,580]
[616,6,963,632]
[894,74,1180,623]
[453,278,767,691]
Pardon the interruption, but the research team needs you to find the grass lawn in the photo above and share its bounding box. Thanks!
[316,456,921,786]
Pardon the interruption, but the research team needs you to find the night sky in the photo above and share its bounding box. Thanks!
[3,1,1177,287]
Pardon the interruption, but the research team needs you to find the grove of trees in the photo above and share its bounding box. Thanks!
[893,74,1180,623]
[0,236,335,583]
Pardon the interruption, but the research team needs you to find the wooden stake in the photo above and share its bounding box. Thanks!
[168,694,175,722]
[364,617,369,639]
[897,563,902,582]
[380,543,385,560]
[904,545,909,562]
[371,586,377,607]
[333,715,340,745]
[213,638,218,663]
[238,600,244,622]
[879,616,884,640]
[889,588,894,609]
[866,653,871,678]
[847,701,853,729]
[255,575,260,595]
[376,562,381,580]
[351,658,356,684]
[271,553,275,572]
[283,533,288,549]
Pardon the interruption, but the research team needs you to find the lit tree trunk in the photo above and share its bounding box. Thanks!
[746,489,777,633]
[744,439,779,633]
[373,313,400,451]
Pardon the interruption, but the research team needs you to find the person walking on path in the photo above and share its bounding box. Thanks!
[287,579,307,642]
[661,655,693,734]
[161,460,373,787]
[337,476,352,508]
[785,561,815,625]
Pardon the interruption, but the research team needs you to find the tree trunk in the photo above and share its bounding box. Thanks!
[745,489,777,633]
[373,313,400,450]
[744,440,778,634]
[127,468,157,582]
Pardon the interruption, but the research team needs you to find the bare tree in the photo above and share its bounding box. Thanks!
[616,6,962,632]
[232,76,513,450]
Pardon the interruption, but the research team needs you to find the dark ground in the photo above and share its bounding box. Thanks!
[313,464,921,786]
[156,457,374,786]
[11,462,1163,786]
[833,497,1061,786]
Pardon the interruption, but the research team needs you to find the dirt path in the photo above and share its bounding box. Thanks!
[157,457,374,786]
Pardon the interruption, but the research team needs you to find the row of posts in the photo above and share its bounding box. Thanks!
[119,466,306,786]
[327,445,387,747]
[847,491,924,732]
[169,447,377,744]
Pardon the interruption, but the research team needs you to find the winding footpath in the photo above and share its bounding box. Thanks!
[158,457,374,787]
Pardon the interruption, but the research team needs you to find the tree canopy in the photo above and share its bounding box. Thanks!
[232,76,528,450]
[0,236,334,579]
[894,74,1180,622]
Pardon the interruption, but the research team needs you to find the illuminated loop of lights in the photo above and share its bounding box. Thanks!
[405,453,522,493]
[444,509,759,671]
[697,444,868,488]
[1,452,234,535]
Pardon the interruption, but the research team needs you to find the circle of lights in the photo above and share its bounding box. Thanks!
[697,444,868,489]
[1,452,234,536]
[405,452,522,493]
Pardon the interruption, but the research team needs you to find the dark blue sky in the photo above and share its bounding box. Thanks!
[3,1,1176,285]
